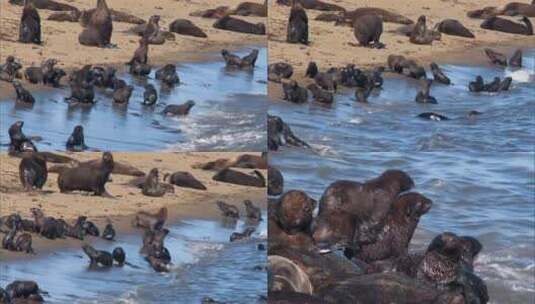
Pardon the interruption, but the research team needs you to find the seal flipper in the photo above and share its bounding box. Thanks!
[253,170,266,187]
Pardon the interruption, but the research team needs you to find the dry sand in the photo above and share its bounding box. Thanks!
[268,0,535,94]
[0,0,266,68]
[0,151,266,259]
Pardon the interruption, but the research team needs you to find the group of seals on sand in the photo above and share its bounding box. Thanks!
[267,169,489,304]
[468,2,534,35]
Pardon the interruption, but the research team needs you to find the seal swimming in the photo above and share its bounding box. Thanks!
[162,100,195,116]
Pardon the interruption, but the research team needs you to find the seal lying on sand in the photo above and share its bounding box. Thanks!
[19,152,47,191]
[221,49,259,69]
[343,7,413,25]
[500,2,535,17]
[276,0,345,12]
[9,0,77,11]
[18,0,41,44]
[231,1,267,17]
[268,115,309,151]
[80,8,144,26]
[436,19,474,38]
[142,168,174,197]
[169,19,207,38]
[163,171,206,190]
[287,1,308,45]
[353,14,384,48]
[481,16,533,35]
[190,6,229,19]
[410,16,440,45]
[57,152,114,196]
[213,169,266,187]
[213,16,265,35]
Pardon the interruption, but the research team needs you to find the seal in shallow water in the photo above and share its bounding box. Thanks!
[66,125,88,152]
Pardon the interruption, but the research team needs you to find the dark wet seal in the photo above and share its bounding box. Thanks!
[213,15,266,35]
[500,2,535,17]
[305,62,337,91]
[484,48,507,66]
[282,80,308,103]
[353,14,384,48]
[230,1,267,17]
[417,112,449,121]
[169,18,207,38]
[401,59,427,79]
[469,75,485,92]
[221,49,259,69]
[276,0,345,12]
[13,230,34,254]
[18,0,41,44]
[268,114,310,151]
[142,83,158,106]
[66,125,89,152]
[4,280,44,303]
[57,152,115,196]
[213,168,266,187]
[481,16,533,35]
[216,201,240,219]
[19,152,47,191]
[509,49,523,67]
[82,243,125,268]
[0,56,23,82]
[230,227,256,242]
[9,0,78,11]
[142,168,174,197]
[387,54,406,73]
[355,85,373,103]
[268,166,284,196]
[313,170,414,250]
[244,200,262,221]
[287,0,308,45]
[430,63,451,85]
[129,61,152,76]
[436,19,474,38]
[163,171,206,190]
[410,15,440,45]
[112,83,134,104]
[83,220,100,237]
[65,65,95,104]
[189,6,229,19]
[162,100,195,116]
[78,0,113,47]
[8,121,37,154]
[268,291,326,304]
[155,64,180,86]
[102,221,116,241]
[30,208,64,239]
[269,62,294,83]
[307,83,334,104]
[142,228,172,272]
[133,209,168,233]
[415,79,438,104]
[12,80,35,105]
[275,190,314,235]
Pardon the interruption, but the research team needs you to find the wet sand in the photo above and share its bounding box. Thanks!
[0,152,266,260]
[268,0,535,86]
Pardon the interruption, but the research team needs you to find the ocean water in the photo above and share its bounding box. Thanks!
[0,48,267,152]
[269,49,535,152]
[0,213,267,303]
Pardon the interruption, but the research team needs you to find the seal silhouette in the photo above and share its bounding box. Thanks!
[78,0,113,47]
[287,0,308,44]
[19,153,47,191]
[19,0,41,44]
[353,14,384,48]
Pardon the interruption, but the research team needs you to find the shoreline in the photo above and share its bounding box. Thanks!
[0,152,266,261]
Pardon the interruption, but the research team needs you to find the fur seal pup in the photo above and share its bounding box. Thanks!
[112,84,134,104]
[481,16,533,35]
[418,112,449,121]
[244,200,262,221]
[163,171,206,190]
[142,15,165,45]
[66,65,95,104]
[19,153,47,191]
[484,48,507,66]
[82,244,124,268]
[353,14,384,48]
[155,64,180,86]
[169,19,207,38]
[57,152,114,196]
[415,79,438,104]
[213,16,266,35]
[217,201,240,218]
[230,227,255,242]
[268,62,294,82]
[313,170,414,250]
[14,231,34,254]
[24,66,43,84]
[12,81,35,104]
[430,63,450,85]
[31,208,64,239]
[282,80,308,103]
[388,55,406,73]
[91,66,116,88]
[436,19,474,38]
[66,125,88,152]
[287,0,308,45]
[132,207,168,230]
[142,84,158,106]
[221,49,259,69]
[268,115,309,151]
[410,15,438,45]
[102,221,116,241]
[213,169,266,187]
[8,121,37,153]
[0,56,23,82]
[509,49,522,67]
[128,38,149,65]
[307,83,333,104]
[112,247,125,265]
[162,100,195,116]
[142,168,172,197]
[19,0,41,44]
[78,0,113,47]
[268,166,284,196]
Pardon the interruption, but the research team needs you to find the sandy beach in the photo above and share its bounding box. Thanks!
[268,0,535,91]
[0,151,266,259]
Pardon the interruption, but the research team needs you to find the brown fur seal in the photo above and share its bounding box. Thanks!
[213,169,266,187]
[230,226,256,242]
[162,100,195,116]
[66,125,88,151]
[8,121,37,153]
[268,291,325,304]
[500,2,535,17]
[19,153,47,191]
[344,7,413,25]
[155,64,180,86]
[436,19,474,38]
[287,1,308,45]
[216,201,240,218]
[47,10,81,22]
[57,152,114,196]
[467,6,499,19]
[410,15,439,44]
[12,80,35,104]
[430,62,451,85]
[80,8,144,26]
[231,1,267,17]
[481,16,533,35]
[78,0,113,47]
[353,14,384,48]
[282,80,308,103]
[221,49,259,69]
[9,0,77,11]
[163,171,206,190]
[268,62,294,82]
[132,207,168,230]
[275,190,315,234]
[307,83,333,104]
[276,0,345,12]
[189,6,229,19]
[312,170,414,250]
[415,79,438,104]
[4,280,44,302]
[128,38,148,65]
[19,0,41,44]
[142,15,166,45]
[213,16,266,35]
[0,56,23,82]
[142,168,174,197]
[169,19,207,38]
[484,48,508,66]
[244,200,262,221]
[268,114,309,151]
